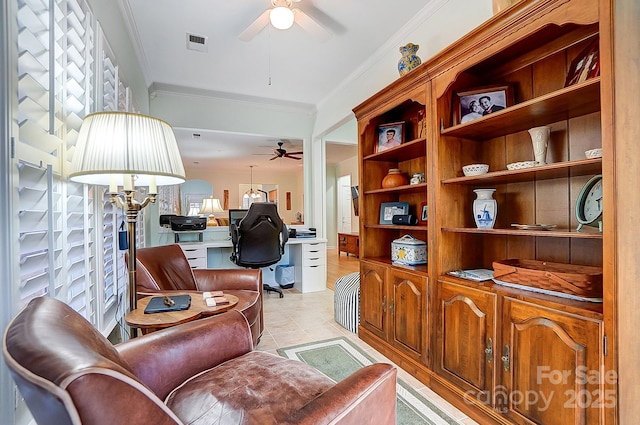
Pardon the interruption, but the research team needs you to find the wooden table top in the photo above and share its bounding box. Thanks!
[125,292,239,330]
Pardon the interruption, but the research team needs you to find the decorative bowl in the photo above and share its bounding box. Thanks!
[585,148,602,159]
[507,161,538,170]
[462,164,489,176]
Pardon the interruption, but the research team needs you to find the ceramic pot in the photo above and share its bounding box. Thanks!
[382,168,408,188]
[473,189,497,229]
[397,43,422,76]
[528,125,551,165]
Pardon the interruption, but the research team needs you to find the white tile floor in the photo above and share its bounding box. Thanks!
[256,288,479,425]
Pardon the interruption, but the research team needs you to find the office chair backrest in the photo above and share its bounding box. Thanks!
[230,202,288,268]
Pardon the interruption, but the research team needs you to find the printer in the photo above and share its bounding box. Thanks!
[159,215,207,232]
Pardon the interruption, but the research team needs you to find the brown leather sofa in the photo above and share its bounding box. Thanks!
[3,297,398,425]
[132,244,263,345]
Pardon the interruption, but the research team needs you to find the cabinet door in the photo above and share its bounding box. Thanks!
[388,267,426,360]
[501,298,604,425]
[437,281,497,402]
[347,235,359,257]
[360,261,387,339]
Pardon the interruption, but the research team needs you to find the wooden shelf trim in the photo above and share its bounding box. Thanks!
[362,256,428,275]
[442,226,602,239]
[363,137,426,162]
[365,182,427,195]
[366,224,428,231]
[442,158,602,184]
[441,78,601,139]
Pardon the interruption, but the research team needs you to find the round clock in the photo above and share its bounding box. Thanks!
[575,174,603,232]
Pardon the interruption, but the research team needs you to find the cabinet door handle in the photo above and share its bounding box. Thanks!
[389,298,394,314]
[485,338,493,363]
[501,345,510,371]
[382,296,386,313]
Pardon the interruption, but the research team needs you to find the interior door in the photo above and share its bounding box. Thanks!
[337,175,352,233]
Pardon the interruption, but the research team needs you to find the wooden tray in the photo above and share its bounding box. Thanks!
[492,259,603,298]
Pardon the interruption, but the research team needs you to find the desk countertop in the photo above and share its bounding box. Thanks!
[178,237,327,249]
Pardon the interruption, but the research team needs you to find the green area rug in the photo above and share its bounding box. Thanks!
[277,337,461,425]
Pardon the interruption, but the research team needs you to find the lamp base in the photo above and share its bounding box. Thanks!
[207,215,219,226]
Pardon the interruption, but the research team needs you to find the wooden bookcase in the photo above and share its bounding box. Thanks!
[352,0,631,423]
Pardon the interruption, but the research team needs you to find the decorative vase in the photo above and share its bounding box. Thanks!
[397,43,422,76]
[528,125,551,165]
[473,189,497,229]
[381,168,408,188]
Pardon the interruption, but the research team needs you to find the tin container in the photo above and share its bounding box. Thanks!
[391,234,427,265]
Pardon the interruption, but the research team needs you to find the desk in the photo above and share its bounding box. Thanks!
[125,292,238,334]
[176,238,327,293]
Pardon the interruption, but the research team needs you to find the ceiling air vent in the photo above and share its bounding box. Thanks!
[186,33,208,53]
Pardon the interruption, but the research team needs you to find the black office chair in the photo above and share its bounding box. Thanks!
[230,202,288,298]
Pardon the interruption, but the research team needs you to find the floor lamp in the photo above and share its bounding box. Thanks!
[69,112,186,316]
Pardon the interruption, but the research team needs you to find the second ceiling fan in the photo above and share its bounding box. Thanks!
[239,0,331,42]
[271,141,302,161]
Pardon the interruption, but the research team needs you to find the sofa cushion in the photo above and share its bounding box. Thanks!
[166,351,334,425]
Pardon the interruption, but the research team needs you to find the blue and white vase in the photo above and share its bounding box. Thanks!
[473,189,497,229]
[398,43,422,76]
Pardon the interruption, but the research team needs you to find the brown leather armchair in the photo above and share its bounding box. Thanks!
[131,244,263,345]
[3,297,398,425]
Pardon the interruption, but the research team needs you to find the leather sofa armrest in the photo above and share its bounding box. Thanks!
[281,363,397,425]
[193,268,262,292]
[117,310,253,400]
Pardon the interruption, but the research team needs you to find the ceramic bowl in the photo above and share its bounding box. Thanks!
[585,148,602,159]
[462,164,489,176]
[507,161,538,170]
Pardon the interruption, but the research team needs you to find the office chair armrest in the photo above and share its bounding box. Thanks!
[193,268,262,292]
[117,310,253,400]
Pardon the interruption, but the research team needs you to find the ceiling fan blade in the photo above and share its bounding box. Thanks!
[293,9,331,41]
[269,155,279,161]
[287,151,303,155]
[239,9,270,41]
[286,155,302,160]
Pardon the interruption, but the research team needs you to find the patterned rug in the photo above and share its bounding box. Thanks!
[277,337,461,424]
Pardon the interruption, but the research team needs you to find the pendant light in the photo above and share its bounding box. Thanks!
[243,166,261,206]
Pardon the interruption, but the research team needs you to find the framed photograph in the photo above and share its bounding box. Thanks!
[418,202,428,225]
[453,84,514,125]
[379,201,409,225]
[564,37,600,87]
[376,122,405,153]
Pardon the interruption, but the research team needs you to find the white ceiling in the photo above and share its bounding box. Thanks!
[121,0,432,172]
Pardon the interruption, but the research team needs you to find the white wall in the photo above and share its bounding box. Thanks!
[312,0,493,138]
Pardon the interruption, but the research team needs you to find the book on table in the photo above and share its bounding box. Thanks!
[144,294,191,314]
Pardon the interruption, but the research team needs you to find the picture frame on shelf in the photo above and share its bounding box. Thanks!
[376,122,405,153]
[418,202,428,225]
[564,37,600,87]
[379,202,410,225]
[453,84,514,125]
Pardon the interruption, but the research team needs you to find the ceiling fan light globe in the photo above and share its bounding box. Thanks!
[270,7,294,30]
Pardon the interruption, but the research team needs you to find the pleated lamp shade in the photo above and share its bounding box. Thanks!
[200,197,225,227]
[69,112,186,189]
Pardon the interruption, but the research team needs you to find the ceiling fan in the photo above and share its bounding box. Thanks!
[271,141,302,160]
[239,0,331,42]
